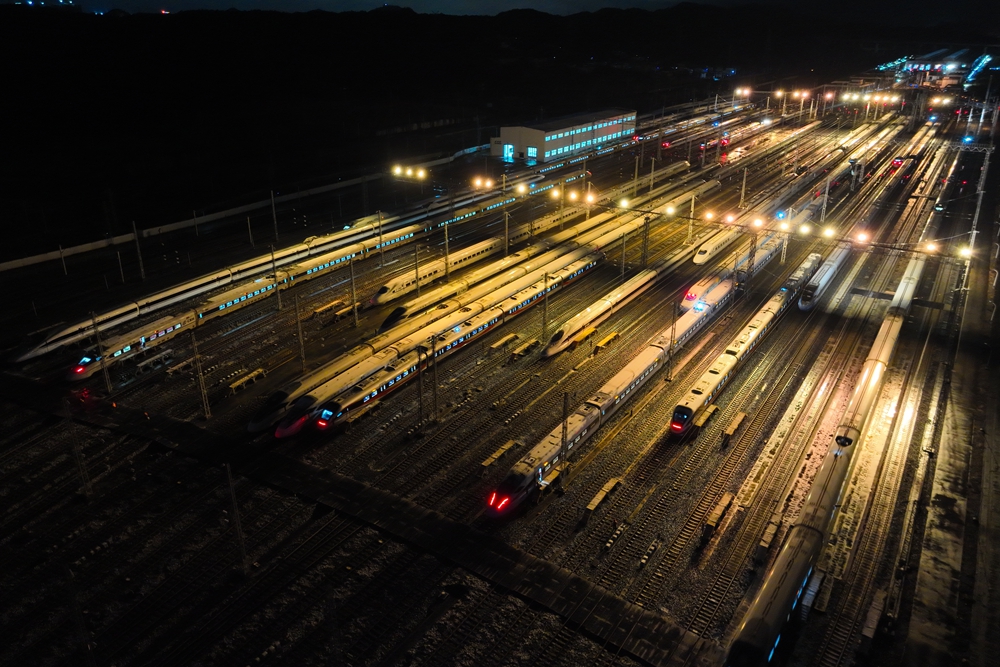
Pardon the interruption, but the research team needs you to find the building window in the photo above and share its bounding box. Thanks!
[527,146,537,158]
[545,136,550,142]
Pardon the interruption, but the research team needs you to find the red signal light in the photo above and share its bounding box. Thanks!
[488,492,497,506]
[496,497,510,511]
[317,419,328,429]
[74,366,85,374]
[684,291,697,301]
[670,422,683,432]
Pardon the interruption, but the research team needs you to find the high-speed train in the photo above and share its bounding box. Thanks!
[669,252,821,435]
[725,253,922,666]
[370,238,505,305]
[23,173,546,367]
[258,173,710,434]
[726,153,952,667]
[277,254,602,437]
[798,246,850,311]
[378,164,698,331]
[680,233,777,312]
[486,278,737,517]
[542,270,657,358]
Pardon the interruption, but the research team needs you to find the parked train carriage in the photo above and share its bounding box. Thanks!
[371,238,504,305]
[487,344,664,516]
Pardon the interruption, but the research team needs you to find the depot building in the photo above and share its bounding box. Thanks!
[491,109,637,163]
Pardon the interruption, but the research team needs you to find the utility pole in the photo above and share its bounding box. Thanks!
[688,196,695,244]
[377,210,384,266]
[117,251,125,284]
[542,273,550,341]
[559,391,569,473]
[247,216,255,248]
[444,223,451,281]
[294,294,306,371]
[642,216,651,268]
[416,348,424,427]
[821,175,831,223]
[270,245,282,311]
[649,157,656,193]
[350,256,359,328]
[431,337,439,422]
[270,190,279,241]
[633,156,639,196]
[91,312,112,394]
[620,232,627,281]
[191,330,211,420]
[224,463,249,576]
[58,245,67,276]
[667,302,677,382]
[739,168,748,209]
[132,221,145,281]
[504,210,510,257]
[414,243,421,297]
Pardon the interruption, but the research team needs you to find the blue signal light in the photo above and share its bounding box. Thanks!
[776,211,786,219]
[693,301,707,312]
[79,356,92,364]
[321,409,333,420]
[963,136,973,143]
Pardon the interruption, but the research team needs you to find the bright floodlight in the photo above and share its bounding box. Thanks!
[826,92,834,99]
[666,205,676,215]
[474,177,482,187]
[926,242,937,252]
[891,96,899,102]
[943,97,952,104]
[725,214,735,223]
[705,211,714,220]
[932,97,941,104]
[551,188,560,198]
[799,224,812,235]
[762,118,772,125]
[960,246,972,258]
[753,218,763,227]
[517,184,527,193]
[779,222,789,231]
[842,93,851,101]
[406,167,413,176]
[393,165,403,175]
[776,90,783,97]
[823,228,835,238]
[485,179,493,188]
[857,232,868,243]
[801,91,809,98]
[586,193,595,203]
[417,169,426,179]
[569,191,578,201]
[620,199,629,208]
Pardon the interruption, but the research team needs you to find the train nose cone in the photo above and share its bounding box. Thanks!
[274,414,310,439]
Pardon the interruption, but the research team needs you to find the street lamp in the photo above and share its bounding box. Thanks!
[776,90,786,116]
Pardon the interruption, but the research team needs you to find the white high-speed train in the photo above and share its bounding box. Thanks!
[669,252,822,435]
[276,253,602,437]
[798,246,851,311]
[486,278,737,516]
[370,238,505,305]
[25,173,547,369]
[726,151,952,666]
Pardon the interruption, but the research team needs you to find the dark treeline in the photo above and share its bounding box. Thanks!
[0,3,991,256]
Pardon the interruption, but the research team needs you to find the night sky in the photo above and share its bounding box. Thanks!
[11,0,1000,24]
